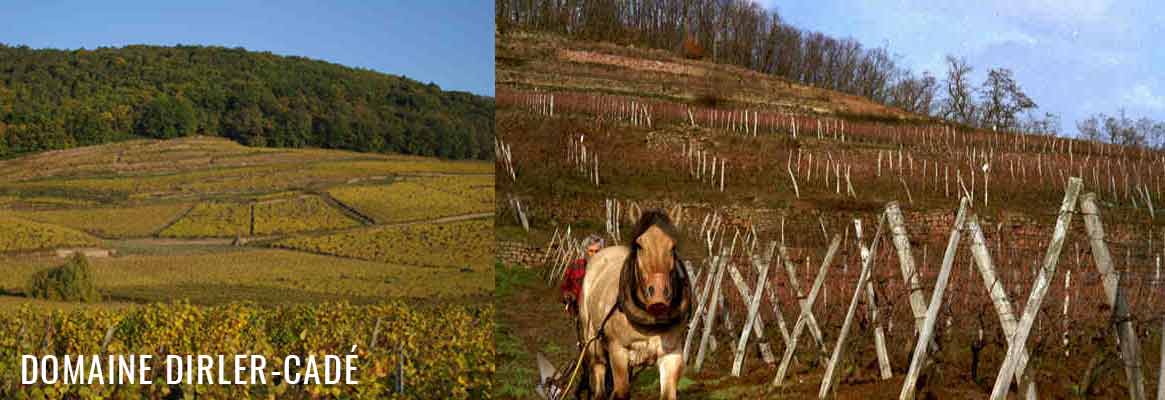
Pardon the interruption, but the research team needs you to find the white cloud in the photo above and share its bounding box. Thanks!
[1123,83,1165,110]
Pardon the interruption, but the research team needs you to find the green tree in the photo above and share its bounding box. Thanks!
[0,44,493,159]
[136,95,197,138]
[27,253,100,302]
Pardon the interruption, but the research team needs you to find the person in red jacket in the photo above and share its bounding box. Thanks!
[561,234,604,316]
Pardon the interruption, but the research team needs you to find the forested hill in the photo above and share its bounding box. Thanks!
[0,44,494,160]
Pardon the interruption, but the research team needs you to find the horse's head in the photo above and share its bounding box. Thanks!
[624,208,685,317]
[635,225,676,317]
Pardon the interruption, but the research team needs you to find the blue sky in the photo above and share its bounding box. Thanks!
[762,0,1164,136]
[0,1,495,96]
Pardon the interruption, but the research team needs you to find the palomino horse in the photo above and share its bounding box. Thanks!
[578,210,693,399]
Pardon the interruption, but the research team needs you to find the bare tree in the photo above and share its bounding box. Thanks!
[1076,110,1162,148]
[940,55,977,126]
[1077,115,1102,142]
[979,68,1036,131]
[889,70,938,116]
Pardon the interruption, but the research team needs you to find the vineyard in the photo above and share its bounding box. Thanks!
[0,249,493,304]
[254,196,362,235]
[159,202,251,238]
[161,196,359,238]
[0,136,495,397]
[496,31,1165,399]
[15,203,192,238]
[274,219,495,270]
[411,175,496,205]
[0,137,490,202]
[0,215,100,252]
[328,181,493,224]
[0,137,494,296]
[0,302,494,399]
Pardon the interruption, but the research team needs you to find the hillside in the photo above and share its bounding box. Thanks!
[0,44,494,159]
[0,136,494,306]
[495,31,1165,399]
[497,32,918,121]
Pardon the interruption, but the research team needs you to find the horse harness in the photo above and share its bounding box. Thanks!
[558,252,692,399]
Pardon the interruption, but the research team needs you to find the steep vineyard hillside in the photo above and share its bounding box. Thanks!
[495,31,1165,399]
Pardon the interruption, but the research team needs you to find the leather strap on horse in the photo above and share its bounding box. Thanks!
[559,302,619,400]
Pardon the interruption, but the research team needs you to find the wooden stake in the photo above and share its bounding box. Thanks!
[967,215,1038,400]
[856,218,892,380]
[989,177,1082,400]
[684,253,722,363]
[885,202,929,334]
[779,245,827,352]
[818,215,884,398]
[900,197,969,400]
[772,234,843,386]
[694,250,730,372]
[732,243,778,375]
[1081,192,1147,400]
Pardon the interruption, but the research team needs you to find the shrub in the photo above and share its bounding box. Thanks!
[26,253,100,302]
[682,35,705,59]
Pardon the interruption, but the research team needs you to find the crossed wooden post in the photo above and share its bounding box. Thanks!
[855,218,892,380]
[676,176,1150,400]
[1080,192,1146,400]
[966,214,1037,400]
[817,214,885,398]
[730,242,779,375]
[771,235,842,386]
[988,177,1082,399]
[899,197,970,400]
[685,250,726,367]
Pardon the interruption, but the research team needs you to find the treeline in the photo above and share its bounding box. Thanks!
[497,0,1059,134]
[497,0,938,115]
[0,44,494,159]
[1077,110,1165,148]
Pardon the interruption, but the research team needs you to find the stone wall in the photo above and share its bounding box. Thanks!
[518,199,1152,260]
[497,240,545,267]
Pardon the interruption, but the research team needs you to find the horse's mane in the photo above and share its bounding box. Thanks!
[625,209,680,257]
[618,209,692,330]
